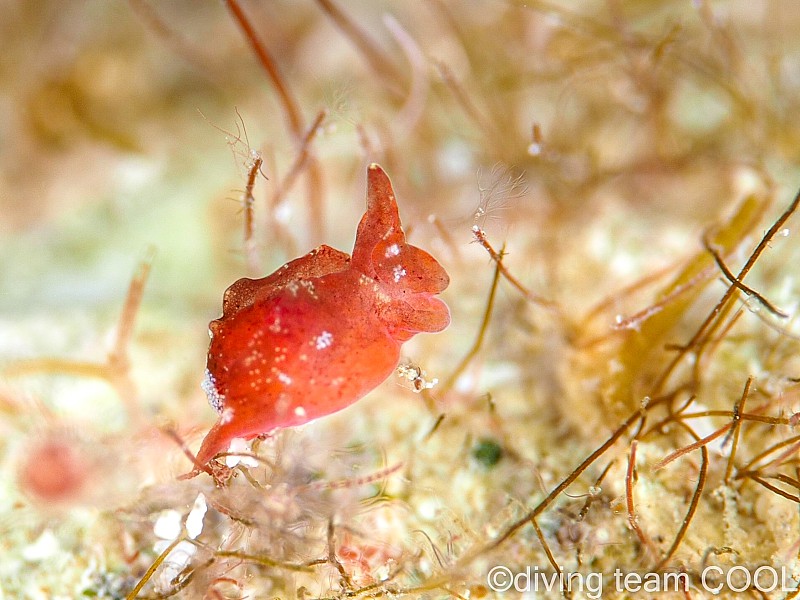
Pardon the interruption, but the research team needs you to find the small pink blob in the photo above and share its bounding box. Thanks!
[19,438,88,505]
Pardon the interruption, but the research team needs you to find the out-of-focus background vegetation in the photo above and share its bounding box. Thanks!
[2,1,800,598]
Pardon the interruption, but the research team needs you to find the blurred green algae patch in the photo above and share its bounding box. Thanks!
[1,0,800,598]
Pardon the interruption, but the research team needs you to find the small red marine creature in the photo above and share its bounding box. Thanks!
[193,164,449,471]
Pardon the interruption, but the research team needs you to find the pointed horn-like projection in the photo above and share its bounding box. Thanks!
[351,163,404,272]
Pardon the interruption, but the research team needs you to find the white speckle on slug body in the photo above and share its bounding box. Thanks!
[201,369,225,413]
[299,279,318,299]
[315,330,334,350]
[392,265,407,283]
[268,316,282,333]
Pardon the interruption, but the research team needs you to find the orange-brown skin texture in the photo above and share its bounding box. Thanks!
[196,164,450,465]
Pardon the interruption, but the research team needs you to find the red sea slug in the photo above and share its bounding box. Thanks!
[195,164,450,467]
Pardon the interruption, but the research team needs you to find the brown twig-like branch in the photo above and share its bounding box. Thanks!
[626,440,657,559]
[436,62,500,150]
[677,410,790,426]
[439,245,503,394]
[6,253,153,424]
[225,0,303,138]
[577,460,614,521]
[724,376,753,484]
[531,517,560,573]
[327,520,355,590]
[744,474,800,503]
[111,248,154,365]
[384,14,429,135]
[163,426,213,478]
[472,226,558,309]
[652,423,731,471]
[107,249,154,422]
[478,401,660,558]
[125,536,184,600]
[242,153,263,275]
[4,358,109,380]
[128,0,221,80]
[654,422,709,571]
[213,550,314,573]
[314,0,406,98]
[225,0,325,241]
[654,187,800,393]
[736,435,800,475]
[704,238,788,318]
[611,265,717,331]
[269,110,327,212]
